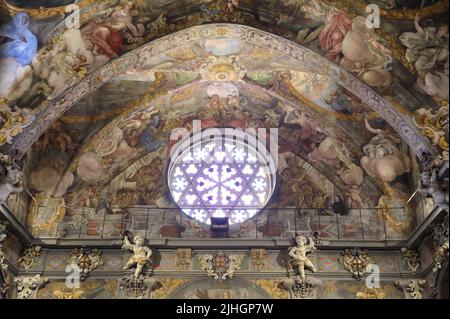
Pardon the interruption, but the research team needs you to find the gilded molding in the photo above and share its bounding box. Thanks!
[0,103,33,146]
[0,0,96,19]
[414,105,449,160]
[19,246,42,272]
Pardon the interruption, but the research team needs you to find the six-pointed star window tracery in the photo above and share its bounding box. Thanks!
[168,132,276,225]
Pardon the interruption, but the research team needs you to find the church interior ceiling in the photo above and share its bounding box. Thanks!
[0,0,448,300]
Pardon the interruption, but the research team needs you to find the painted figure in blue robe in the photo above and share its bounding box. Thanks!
[0,13,37,66]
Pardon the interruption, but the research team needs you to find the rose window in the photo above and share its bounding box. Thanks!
[168,130,276,225]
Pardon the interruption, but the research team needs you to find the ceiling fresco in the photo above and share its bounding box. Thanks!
[0,0,448,237]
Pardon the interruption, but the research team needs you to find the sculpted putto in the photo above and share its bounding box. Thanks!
[0,153,23,203]
[289,236,317,278]
[361,118,410,182]
[122,234,152,278]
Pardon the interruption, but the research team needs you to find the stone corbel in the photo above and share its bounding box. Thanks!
[14,275,48,299]
[119,275,160,299]
[280,276,321,299]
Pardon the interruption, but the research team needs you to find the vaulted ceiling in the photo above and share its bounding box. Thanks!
[1,0,448,215]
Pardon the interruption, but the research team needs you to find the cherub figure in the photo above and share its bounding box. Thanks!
[288,235,317,278]
[122,234,152,278]
[418,165,449,209]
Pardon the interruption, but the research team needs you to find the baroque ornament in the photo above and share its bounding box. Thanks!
[419,159,449,210]
[0,220,8,297]
[288,236,317,278]
[27,192,65,237]
[19,246,42,272]
[395,280,427,299]
[0,0,96,19]
[356,288,386,299]
[340,248,372,280]
[280,276,321,299]
[199,56,247,82]
[198,251,243,280]
[0,225,7,275]
[414,105,449,160]
[70,248,103,280]
[120,274,160,299]
[400,248,420,274]
[0,104,33,146]
[432,216,449,274]
[250,249,267,271]
[122,234,153,278]
[176,248,192,271]
[14,274,48,299]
